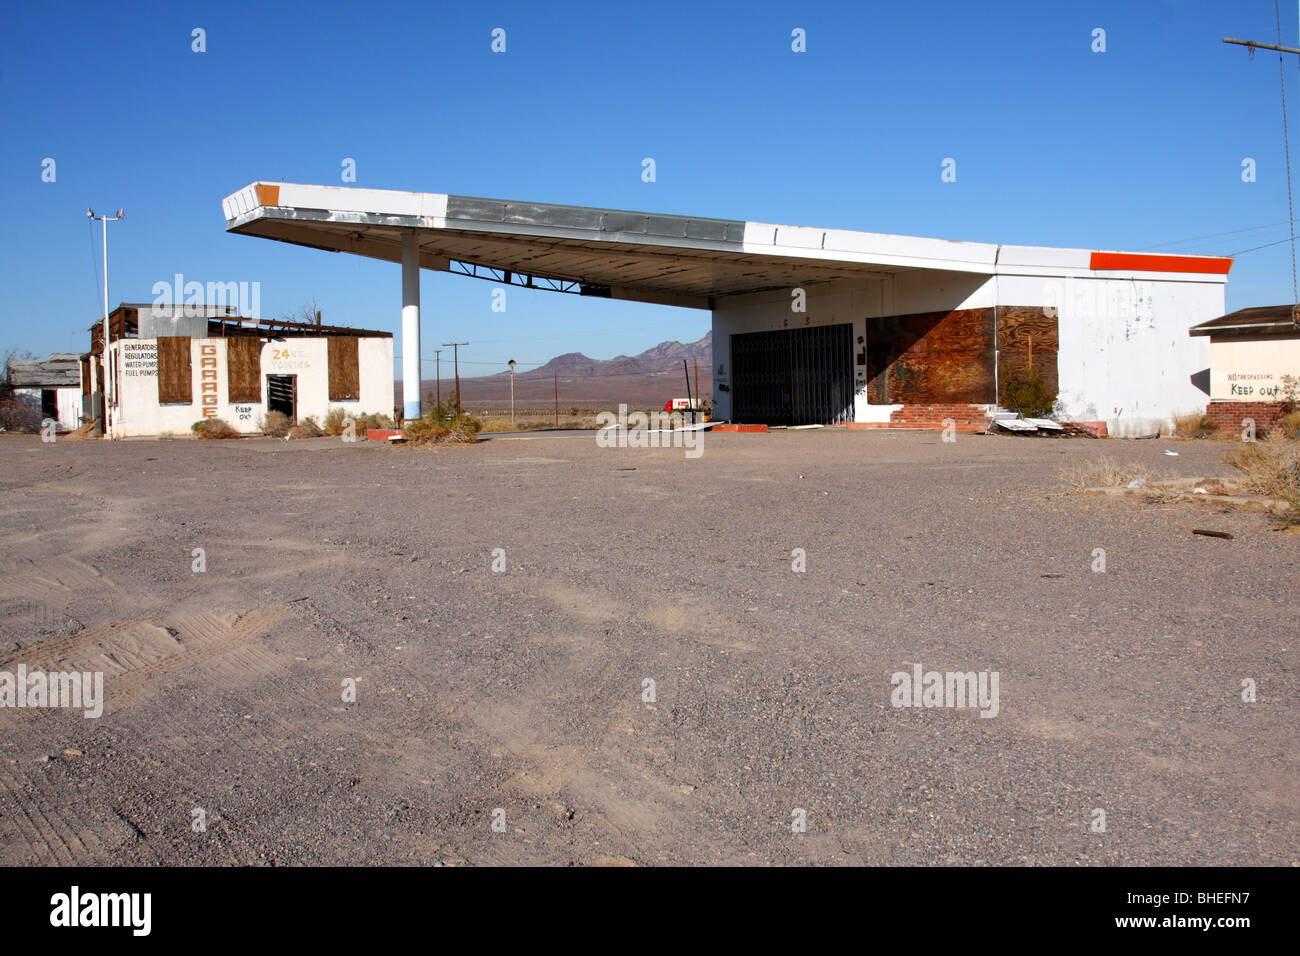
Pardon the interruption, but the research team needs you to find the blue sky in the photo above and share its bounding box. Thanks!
[2,0,1299,374]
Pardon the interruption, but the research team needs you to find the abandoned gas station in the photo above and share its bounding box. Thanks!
[221,182,1234,437]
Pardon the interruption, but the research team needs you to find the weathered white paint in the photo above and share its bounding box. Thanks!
[713,271,1224,433]
[999,273,1222,435]
[105,336,393,438]
[1206,334,1300,401]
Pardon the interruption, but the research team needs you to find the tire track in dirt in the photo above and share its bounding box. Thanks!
[0,757,90,864]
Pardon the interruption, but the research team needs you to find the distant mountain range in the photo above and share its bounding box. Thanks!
[405,332,714,409]
[510,331,711,379]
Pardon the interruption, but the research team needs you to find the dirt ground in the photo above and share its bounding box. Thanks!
[0,429,1295,866]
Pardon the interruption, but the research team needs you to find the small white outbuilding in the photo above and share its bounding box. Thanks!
[6,353,82,431]
[87,303,394,439]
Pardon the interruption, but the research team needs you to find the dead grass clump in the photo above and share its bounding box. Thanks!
[287,416,322,440]
[1223,432,1300,507]
[1062,456,1151,491]
[1282,409,1300,440]
[322,407,349,436]
[403,418,478,446]
[191,418,240,439]
[323,408,393,436]
[1171,411,1218,439]
[261,410,292,437]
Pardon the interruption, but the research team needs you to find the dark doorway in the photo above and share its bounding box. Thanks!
[40,389,58,421]
[267,374,296,421]
[730,323,855,425]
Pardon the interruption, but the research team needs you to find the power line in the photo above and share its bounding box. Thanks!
[1133,221,1290,251]
[1228,233,1299,255]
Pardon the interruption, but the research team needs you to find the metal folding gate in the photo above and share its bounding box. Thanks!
[730,323,854,425]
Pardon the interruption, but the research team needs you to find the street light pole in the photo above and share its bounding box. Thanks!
[508,359,516,426]
[87,208,123,438]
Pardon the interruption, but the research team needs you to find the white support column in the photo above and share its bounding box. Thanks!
[401,232,421,420]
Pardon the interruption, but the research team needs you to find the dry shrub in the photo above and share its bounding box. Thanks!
[404,418,477,446]
[261,410,292,437]
[1282,409,1300,440]
[287,416,322,440]
[1223,433,1300,508]
[1171,411,1218,439]
[1062,456,1152,491]
[322,408,392,436]
[191,418,240,439]
[322,407,348,436]
[0,396,42,432]
[1000,369,1059,418]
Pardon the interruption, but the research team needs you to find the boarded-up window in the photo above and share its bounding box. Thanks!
[328,337,360,401]
[995,306,1059,400]
[227,337,262,403]
[865,308,995,405]
[157,336,192,404]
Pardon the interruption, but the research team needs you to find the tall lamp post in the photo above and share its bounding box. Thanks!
[508,359,516,426]
[87,208,123,438]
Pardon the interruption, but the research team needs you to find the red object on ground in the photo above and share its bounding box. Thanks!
[1068,421,1109,438]
[713,423,767,433]
[366,428,404,442]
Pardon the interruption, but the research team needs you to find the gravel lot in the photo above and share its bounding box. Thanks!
[0,429,1295,866]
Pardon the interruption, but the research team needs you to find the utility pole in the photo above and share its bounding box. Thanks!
[442,342,468,414]
[87,208,123,438]
[433,348,442,413]
[1224,27,1300,326]
[554,372,559,429]
[693,355,700,418]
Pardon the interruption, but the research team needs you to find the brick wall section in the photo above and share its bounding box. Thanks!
[889,404,992,427]
[1204,401,1288,435]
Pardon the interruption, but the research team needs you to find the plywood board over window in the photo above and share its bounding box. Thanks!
[865,307,995,404]
[996,306,1059,397]
[328,336,360,401]
[156,336,192,404]
[226,336,262,403]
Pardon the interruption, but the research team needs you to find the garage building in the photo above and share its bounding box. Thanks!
[87,302,393,438]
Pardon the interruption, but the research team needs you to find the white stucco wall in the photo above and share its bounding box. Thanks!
[1207,334,1300,401]
[712,270,1225,433]
[106,335,394,438]
[999,274,1222,436]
